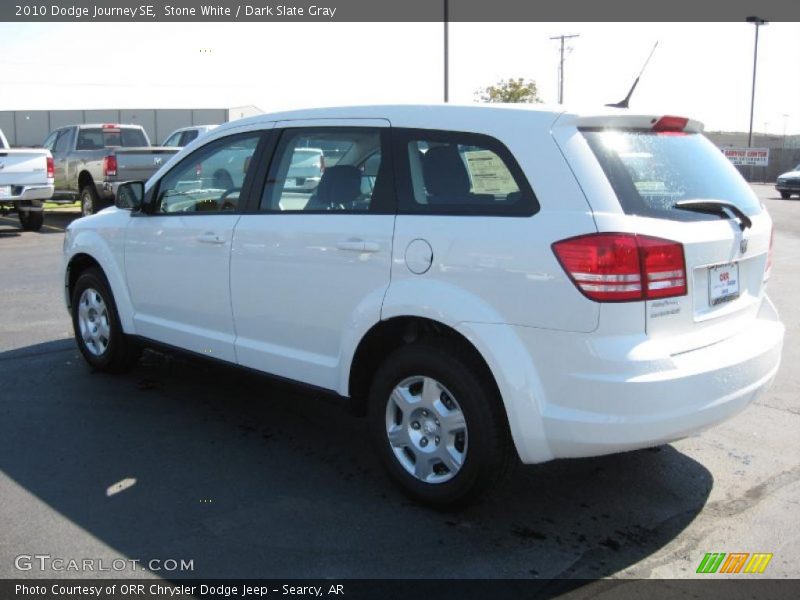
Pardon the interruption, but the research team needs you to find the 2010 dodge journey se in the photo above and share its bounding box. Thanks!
[63,105,785,506]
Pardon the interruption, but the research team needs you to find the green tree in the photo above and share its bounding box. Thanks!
[475,78,543,104]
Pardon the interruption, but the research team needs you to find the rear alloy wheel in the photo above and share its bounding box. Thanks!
[385,375,469,485]
[71,267,140,372]
[18,202,44,231]
[780,191,791,200]
[80,186,99,217]
[368,339,511,508]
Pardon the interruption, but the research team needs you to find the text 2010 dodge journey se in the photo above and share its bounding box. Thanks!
[63,105,784,506]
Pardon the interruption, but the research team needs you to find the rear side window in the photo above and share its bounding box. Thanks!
[582,130,761,219]
[77,128,148,150]
[394,128,538,216]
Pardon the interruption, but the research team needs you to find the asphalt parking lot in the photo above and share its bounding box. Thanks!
[1,185,798,580]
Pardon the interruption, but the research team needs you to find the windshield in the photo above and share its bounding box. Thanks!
[583,130,762,220]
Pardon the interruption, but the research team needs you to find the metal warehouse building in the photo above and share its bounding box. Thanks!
[0,106,262,147]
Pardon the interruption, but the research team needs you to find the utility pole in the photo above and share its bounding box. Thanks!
[782,114,789,149]
[550,33,579,104]
[746,16,768,147]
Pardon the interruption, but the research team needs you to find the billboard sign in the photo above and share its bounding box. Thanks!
[723,148,769,167]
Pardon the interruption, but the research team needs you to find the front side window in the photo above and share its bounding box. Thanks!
[259,127,388,212]
[155,134,260,214]
[582,130,762,219]
[395,129,537,216]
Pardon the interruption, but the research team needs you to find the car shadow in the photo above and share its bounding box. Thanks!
[0,210,80,236]
[0,339,713,583]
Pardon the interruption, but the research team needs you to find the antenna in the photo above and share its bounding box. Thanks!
[607,41,659,109]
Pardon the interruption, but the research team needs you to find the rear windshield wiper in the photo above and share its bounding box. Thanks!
[673,200,752,231]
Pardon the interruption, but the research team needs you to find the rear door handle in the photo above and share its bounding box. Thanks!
[198,232,225,245]
[336,239,380,253]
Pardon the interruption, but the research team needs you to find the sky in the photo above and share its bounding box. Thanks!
[1,21,798,134]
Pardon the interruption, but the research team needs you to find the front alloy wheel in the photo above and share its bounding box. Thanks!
[71,267,140,372]
[77,288,111,357]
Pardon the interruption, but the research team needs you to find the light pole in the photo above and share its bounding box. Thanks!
[783,114,789,149]
[443,0,449,103]
[746,16,768,148]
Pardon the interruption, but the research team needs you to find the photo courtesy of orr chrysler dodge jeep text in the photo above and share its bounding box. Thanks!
[62,105,784,506]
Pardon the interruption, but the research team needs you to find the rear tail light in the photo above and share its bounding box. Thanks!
[552,233,687,302]
[320,155,326,173]
[46,156,54,179]
[195,163,203,177]
[103,155,117,177]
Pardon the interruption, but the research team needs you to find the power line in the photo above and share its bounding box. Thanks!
[550,34,580,104]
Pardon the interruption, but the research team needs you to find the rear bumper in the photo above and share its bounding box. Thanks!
[776,183,800,193]
[0,184,54,202]
[459,296,784,463]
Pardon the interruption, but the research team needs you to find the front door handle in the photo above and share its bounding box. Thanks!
[336,239,380,253]
[198,232,225,245]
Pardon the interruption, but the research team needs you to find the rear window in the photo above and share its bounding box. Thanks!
[77,128,148,150]
[582,130,761,220]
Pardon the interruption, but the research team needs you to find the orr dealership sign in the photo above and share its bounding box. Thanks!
[723,147,770,167]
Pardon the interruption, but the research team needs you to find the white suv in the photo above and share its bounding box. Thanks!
[63,105,784,506]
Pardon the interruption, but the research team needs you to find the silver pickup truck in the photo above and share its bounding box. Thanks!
[44,124,179,216]
[0,128,54,231]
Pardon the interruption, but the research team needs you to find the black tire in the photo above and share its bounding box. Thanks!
[18,202,44,231]
[368,338,512,508]
[71,267,141,373]
[80,185,99,217]
[780,191,791,200]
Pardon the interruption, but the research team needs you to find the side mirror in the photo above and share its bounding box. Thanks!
[115,181,145,211]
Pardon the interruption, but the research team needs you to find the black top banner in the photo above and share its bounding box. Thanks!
[3,0,800,22]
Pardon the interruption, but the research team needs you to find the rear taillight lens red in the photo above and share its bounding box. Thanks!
[103,155,117,177]
[552,233,687,302]
[46,156,54,179]
[320,155,326,173]
[652,115,689,132]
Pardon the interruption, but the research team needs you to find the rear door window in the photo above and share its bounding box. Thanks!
[582,130,761,220]
[259,127,391,213]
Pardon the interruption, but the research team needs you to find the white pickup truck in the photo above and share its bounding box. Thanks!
[0,129,54,231]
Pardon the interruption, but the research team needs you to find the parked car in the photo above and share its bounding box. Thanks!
[286,146,324,191]
[63,105,784,506]
[0,128,54,231]
[161,124,219,147]
[43,123,180,216]
[775,165,800,199]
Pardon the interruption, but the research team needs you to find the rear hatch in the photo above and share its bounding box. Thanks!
[112,148,180,182]
[0,150,49,186]
[79,125,179,182]
[0,150,50,200]
[554,113,772,354]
